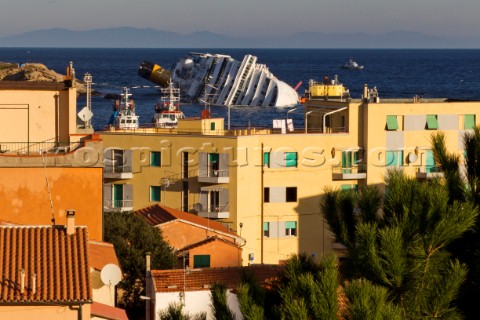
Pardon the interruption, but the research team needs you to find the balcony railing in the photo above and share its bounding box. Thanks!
[198,169,229,183]
[0,141,82,155]
[104,199,134,212]
[104,165,133,179]
[332,164,367,180]
[416,166,444,179]
[197,203,230,219]
[104,165,132,174]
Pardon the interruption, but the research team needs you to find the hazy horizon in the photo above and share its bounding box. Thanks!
[1,0,479,39]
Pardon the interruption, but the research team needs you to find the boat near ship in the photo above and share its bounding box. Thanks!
[138,52,299,107]
[303,75,350,101]
[341,58,364,70]
[109,87,139,129]
[153,79,185,128]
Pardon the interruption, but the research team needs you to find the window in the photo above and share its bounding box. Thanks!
[285,152,297,167]
[264,187,297,203]
[193,255,210,268]
[285,221,297,236]
[264,152,270,167]
[386,150,404,167]
[150,151,161,167]
[426,115,438,130]
[210,122,216,130]
[264,187,270,203]
[264,222,270,237]
[465,114,476,129]
[386,115,399,130]
[341,184,358,192]
[286,187,297,202]
[150,186,161,202]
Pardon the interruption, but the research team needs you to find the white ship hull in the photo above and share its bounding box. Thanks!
[139,53,299,107]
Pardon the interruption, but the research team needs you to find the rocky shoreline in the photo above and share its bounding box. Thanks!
[0,61,89,95]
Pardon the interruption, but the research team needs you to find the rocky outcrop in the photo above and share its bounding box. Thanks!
[0,62,88,94]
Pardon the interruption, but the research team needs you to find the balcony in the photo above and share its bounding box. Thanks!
[198,169,229,183]
[197,203,230,219]
[416,166,444,180]
[104,165,133,179]
[104,199,133,212]
[332,164,367,180]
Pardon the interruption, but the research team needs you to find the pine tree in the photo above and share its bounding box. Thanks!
[431,128,480,318]
[321,171,478,319]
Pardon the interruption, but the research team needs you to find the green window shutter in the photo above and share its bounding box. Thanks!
[263,152,270,167]
[426,150,435,173]
[209,153,219,163]
[285,221,296,229]
[386,115,399,130]
[150,152,161,166]
[285,152,297,167]
[398,151,404,166]
[426,115,438,129]
[342,151,352,167]
[150,186,161,202]
[194,255,210,268]
[210,122,216,130]
[465,114,475,129]
[386,151,395,167]
[264,222,269,231]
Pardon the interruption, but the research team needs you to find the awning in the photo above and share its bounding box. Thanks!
[201,184,229,191]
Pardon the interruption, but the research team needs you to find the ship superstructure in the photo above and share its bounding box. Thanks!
[139,52,299,107]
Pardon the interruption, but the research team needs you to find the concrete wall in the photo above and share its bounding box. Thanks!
[154,290,242,320]
[0,304,91,320]
[0,166,103,240]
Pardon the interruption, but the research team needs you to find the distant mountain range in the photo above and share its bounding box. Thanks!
[0,27,479,48]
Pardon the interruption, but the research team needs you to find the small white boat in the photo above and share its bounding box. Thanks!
[153,80,185,128]
[341,59,364,70]
[111,87,139,129]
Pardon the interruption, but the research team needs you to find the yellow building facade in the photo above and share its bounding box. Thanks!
[99,90,480,265]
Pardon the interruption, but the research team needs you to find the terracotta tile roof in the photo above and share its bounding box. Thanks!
[176,236,240,253]
[0,225,92,303]
[135,205,238,237]
[151,265,283,293]
[89,241,121,272]
[91,301,128,320]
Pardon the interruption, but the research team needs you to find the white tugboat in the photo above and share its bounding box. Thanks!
[153,80,185,128]
[110,87,139,129]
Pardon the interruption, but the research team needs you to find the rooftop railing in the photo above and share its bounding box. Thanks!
[0,141,83,156]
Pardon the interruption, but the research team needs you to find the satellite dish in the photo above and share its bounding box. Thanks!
[193,203,202,212]
[408,153,418,164]
[100,263,122,286]
[77,106,93,121]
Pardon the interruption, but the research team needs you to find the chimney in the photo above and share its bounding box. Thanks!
[66,209,76,235]
[146,253,151,274]
[31,274,36,295]
[20,269,25,294]
[363,84,369,102]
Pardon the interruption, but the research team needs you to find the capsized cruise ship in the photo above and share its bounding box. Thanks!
[138,52,299,107]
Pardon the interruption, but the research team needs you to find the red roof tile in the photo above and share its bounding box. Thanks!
[0,225,92,303]
[135,205,238,237]
[89,241,121,272]
[177,236,240,253]
[91,301,128,320]
[151,265,283,293]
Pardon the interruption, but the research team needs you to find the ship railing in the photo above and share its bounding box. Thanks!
[0,141,83,155]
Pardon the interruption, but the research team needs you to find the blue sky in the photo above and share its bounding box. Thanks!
[1,0,479,38]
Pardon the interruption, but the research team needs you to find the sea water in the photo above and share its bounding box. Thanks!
[1,48,480,130]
